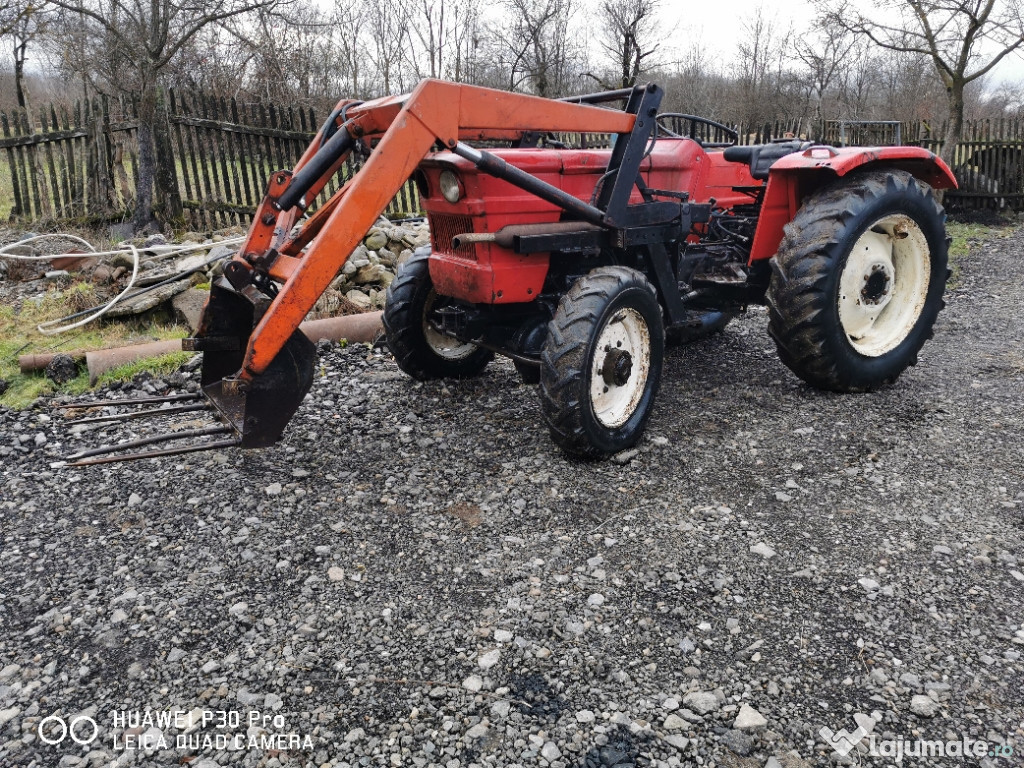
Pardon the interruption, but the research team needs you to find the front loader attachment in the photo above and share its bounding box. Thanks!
[194,278,316,448]
[60,79,644,465]
[58,278,315,466]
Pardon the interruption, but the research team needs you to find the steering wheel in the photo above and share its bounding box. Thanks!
[656,113,739,147]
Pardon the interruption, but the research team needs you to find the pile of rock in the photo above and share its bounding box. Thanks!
[311,218,429,316]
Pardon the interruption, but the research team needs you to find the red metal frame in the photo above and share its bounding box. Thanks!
[421,140,763,303]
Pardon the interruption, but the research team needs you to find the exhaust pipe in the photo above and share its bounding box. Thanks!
[451,222,603,250]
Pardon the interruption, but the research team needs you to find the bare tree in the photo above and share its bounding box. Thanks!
[216,1,341,106]
[491,0,583,97]
[796,23,857,120]
[731,7,791,127]
[591,0,663,89]
[0,1,48,109]
[333,0,368,97]
[819,0,1024,163]
[363,0,412,96]
[409,0,446,79]
[46,0,274,230]
[446,0,483,82]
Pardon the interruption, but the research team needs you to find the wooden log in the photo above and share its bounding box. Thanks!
[104,276,194,318]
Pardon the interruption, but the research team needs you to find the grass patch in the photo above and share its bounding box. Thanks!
[945,220,1016,288]
[0,282,187,409]
[94,351,193,387]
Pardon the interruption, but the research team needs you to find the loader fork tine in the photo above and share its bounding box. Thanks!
[68,403,213,425]
[55,393,204,408]
[65,425,235,463]
[65,438,241,467]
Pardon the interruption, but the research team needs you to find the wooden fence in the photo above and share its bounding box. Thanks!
[2,92,1023,225]
[0,90,420,229]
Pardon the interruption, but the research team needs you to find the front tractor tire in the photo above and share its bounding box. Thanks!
[767,169,948,392]
[540,266,665,458]
[383,252,493,380]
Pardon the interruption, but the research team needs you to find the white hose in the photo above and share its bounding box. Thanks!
[0,233,243,335]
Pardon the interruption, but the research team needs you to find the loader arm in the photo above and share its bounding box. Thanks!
[235,79,636,379]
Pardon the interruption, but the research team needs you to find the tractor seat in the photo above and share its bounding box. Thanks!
[722,140,809,180]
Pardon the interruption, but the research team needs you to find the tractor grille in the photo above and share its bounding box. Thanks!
[430,214,476,260]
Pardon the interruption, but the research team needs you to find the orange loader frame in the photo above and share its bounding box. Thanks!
[225,79,638,381]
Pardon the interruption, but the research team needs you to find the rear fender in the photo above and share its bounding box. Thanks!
[748,146,957,263]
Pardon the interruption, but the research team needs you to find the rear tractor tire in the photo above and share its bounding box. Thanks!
[540,266,665,458]
[767,169,948,392]
[383,252,493,380]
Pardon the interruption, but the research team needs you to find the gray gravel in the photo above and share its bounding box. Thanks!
[1,226,1022,768]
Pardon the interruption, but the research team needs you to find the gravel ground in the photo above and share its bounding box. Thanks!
[1,226,1022,768]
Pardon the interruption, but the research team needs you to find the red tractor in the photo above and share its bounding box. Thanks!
[64,80,955,465]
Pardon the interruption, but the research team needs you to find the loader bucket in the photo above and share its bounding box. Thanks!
[196,278,317,448]
[58,278,315,466]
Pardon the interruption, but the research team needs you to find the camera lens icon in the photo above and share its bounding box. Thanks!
[38,714,100,746]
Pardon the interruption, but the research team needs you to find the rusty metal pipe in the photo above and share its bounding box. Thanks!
[299,310,383,344]
[20,352,85,373]
[24,312,383,381]
[85,340,185,385]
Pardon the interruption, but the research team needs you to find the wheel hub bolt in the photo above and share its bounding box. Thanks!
[602,349,633,386]
[861,264,891,305]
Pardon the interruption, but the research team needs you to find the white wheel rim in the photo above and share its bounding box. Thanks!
[590,307,651,428]
[423,290,479,360]
[837,213,931,357]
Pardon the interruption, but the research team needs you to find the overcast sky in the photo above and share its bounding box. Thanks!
[609,0,1024,87]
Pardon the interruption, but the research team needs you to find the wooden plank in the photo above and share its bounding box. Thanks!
[0,128,89,149]
[126,94,140,205]
[82,98,96,216]
[189,92,217,229]
[257,102,277,185]
[10,110,30,217]
[268,102,288,170]
[168,89,196,218]
[40,105,62,218]
[20,111,42,219]
[1,111,26,218]
[94,96,114,215]
[216,96,244,226]
[178,92,208,229]
[58,106,78,214]
[230,98,255,209]
[74,100,86,212]
[168,114,314,142]
[202,92,229,228]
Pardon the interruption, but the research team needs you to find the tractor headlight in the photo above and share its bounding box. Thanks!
[439,170,463,203]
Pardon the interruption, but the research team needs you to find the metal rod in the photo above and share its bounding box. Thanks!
[65,425,233,462]
[56,393,202,408]
[452,143,607,226]
[559,87,636,104]
[67,439,241,467]
[71,403,212,425]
